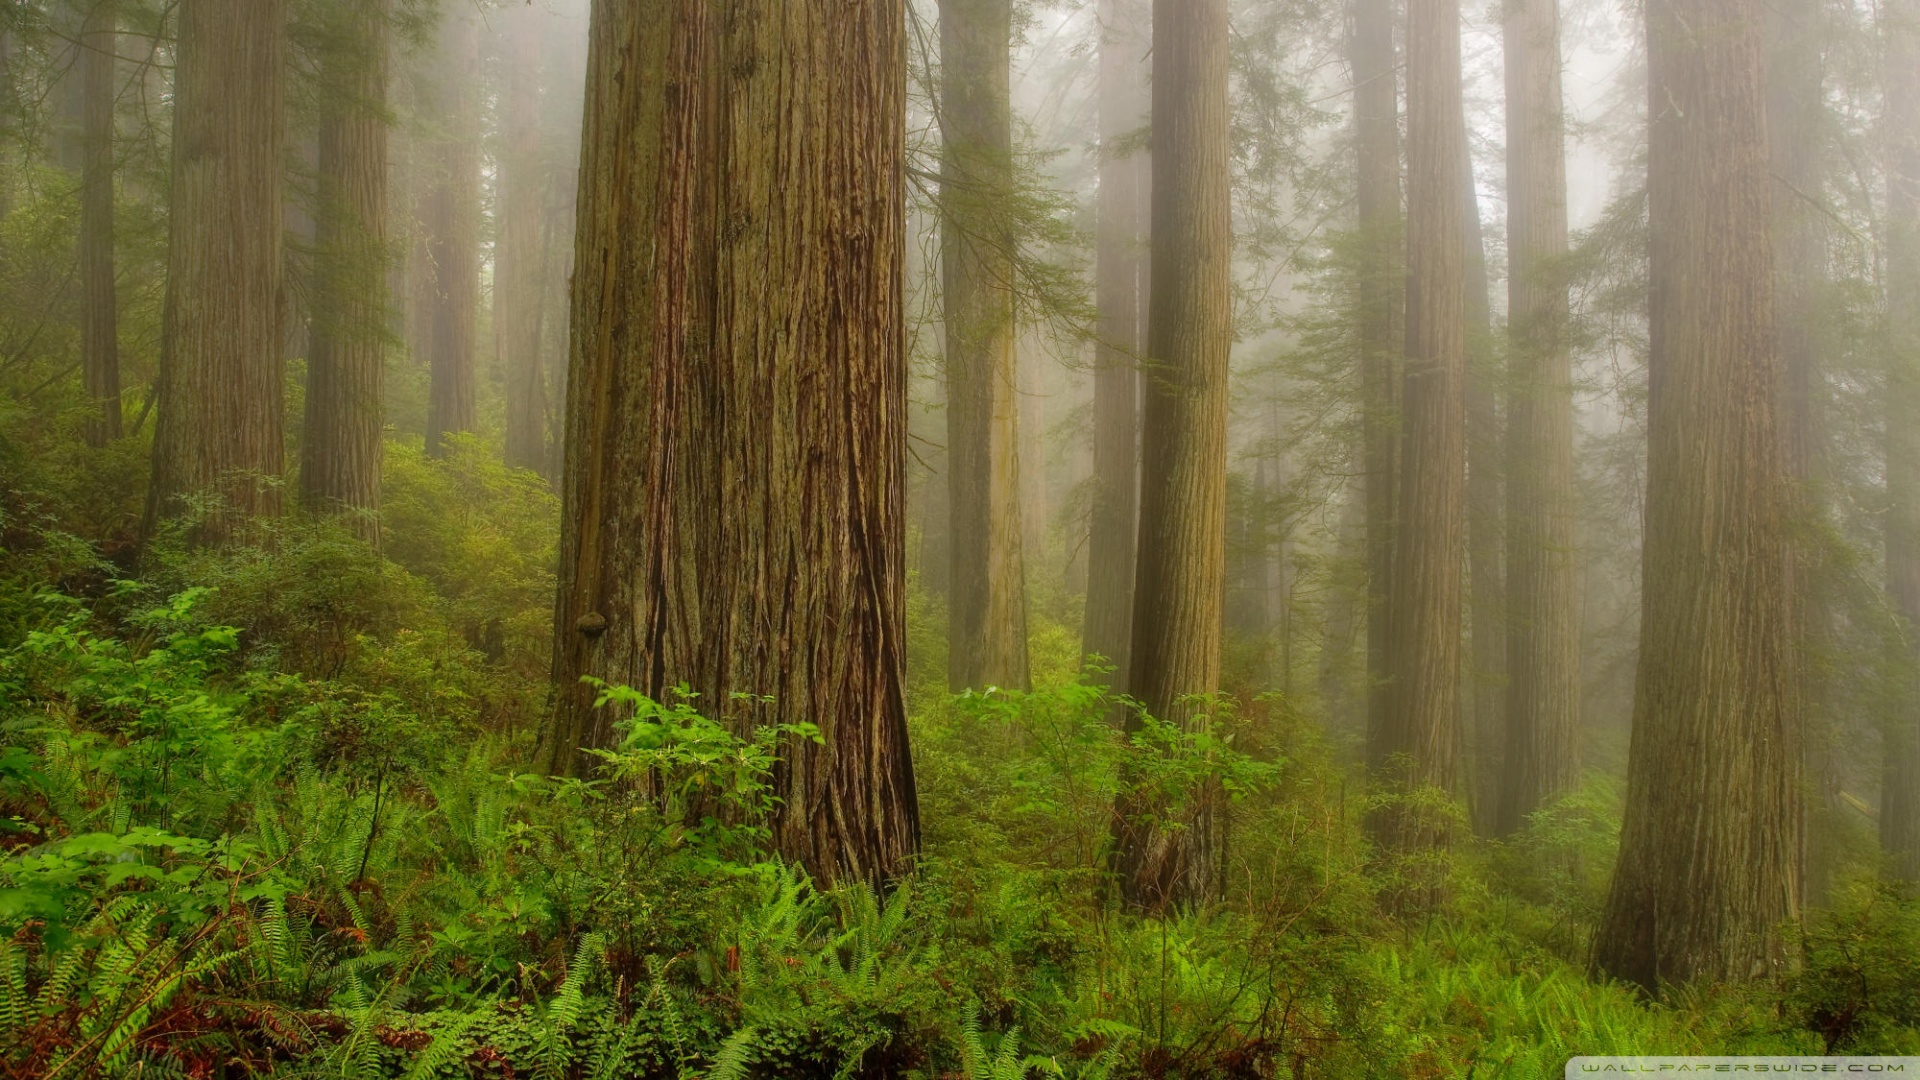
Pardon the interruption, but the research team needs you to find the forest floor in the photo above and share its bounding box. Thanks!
[0,439,1916,1079]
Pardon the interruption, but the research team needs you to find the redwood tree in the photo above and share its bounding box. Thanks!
[1768,0,1835,899]
[1351,0,1401,749]
[940,0,1030,692]
[1371,0,1467,862]
[1082,0,1149,688]
[300,0,389,539]
[1882,0,1920,881]
[1593,0,1800,990]
[420,8,478,458]
[498,2,548,476]
[146,0,287,541]
[1463,157,1504,837]
[1114,0,1231,912]
[1499,0,1581,836]
[546,0,920,886]
[79,0,117,447]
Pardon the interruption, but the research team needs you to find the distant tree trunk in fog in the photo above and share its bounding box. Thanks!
[1498,0,1580,837]
[940,0,1030,692]
[0,28,11,220]
[1020,336,1050,576]
[146,0,286,542]
[1084,0,1149,686]
[1881,0,1920,881]
[1768,0,1833,901]
[1594,0,1800,990]
[1352,0,1402,749]
[79,0,119,447]
[1462,158,1504,839]
[1371,0,1467,865]
[499,4,547,476]
[421,10,479,458]
[300,0,389,540]
[1114,0,1230,912]
[547,0,919,886]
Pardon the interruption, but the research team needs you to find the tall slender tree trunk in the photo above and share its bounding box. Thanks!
[421,9,478,458]
[1594,0,1799,991]
[940,0,1029,692]
[1352,0,1402,751]
[1767,0,1832,902]
[1498,0,1581,836]
[1881,0,1920,881]
[79,0,119,447]
[1371,0,1467,868]
[0,27,12,220]
[1463,156,1504,838]
[1113,0,1231,912]
[300,0,389,540]
[145,0,287,543]
[546,0,920,887]
[1083,0,1149,685]
[499,4,548,475]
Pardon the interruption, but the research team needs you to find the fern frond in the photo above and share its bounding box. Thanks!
[704,1026,758,1080]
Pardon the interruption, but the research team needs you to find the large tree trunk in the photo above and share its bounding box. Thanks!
[1113,0,1231,912]
[421,9,478,459]
[1593,0,1800,991]
[79,0,118,447]
[1498,0,1581,837]
[940,0,1030,692]
[1371,0,1467,869]
[546,0,920,887]
[299,0,389,540]
[1881,0,1920,881]
[1352,0,1402,751]
[145,0,286,543]
[1082,0,1149,686]
[1463,154,1504,839]
[1767,0,1833,902]
[498,3,548,476]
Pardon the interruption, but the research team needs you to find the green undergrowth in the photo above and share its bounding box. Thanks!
[0,504,1915,1077]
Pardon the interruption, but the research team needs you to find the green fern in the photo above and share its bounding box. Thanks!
[400,1006,489,1080]
[704,1025,759,1080]
[540,931,606,1079]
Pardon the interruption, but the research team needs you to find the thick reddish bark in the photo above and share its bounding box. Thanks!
[146,0,287,543]
[547,0,920,886]
[1594,0,1800,991]
[1113,0,1232,912]
[300,0,389,541]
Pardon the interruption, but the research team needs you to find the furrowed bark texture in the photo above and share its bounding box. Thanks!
[1767,0,1833,901]
[1882,0,1920,881]
[1463,158,1504,839]
[1115,0,1231,912]
[300,0,389,540]
[939,0,1030,692]
[421,10,479,458]
[1352,0,1402,753]
[80,0,118,447]
[1083,0,1149,687]
[548,0,920,887]
[146,0,286,542]
[499,3,549,476]
[1373,0,1467,861]
[1594,0,1800,991]
[1499,0,1581,837]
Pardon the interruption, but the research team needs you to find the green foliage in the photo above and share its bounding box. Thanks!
[0,525,1913,1078]
[1790,881,1920,1053]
